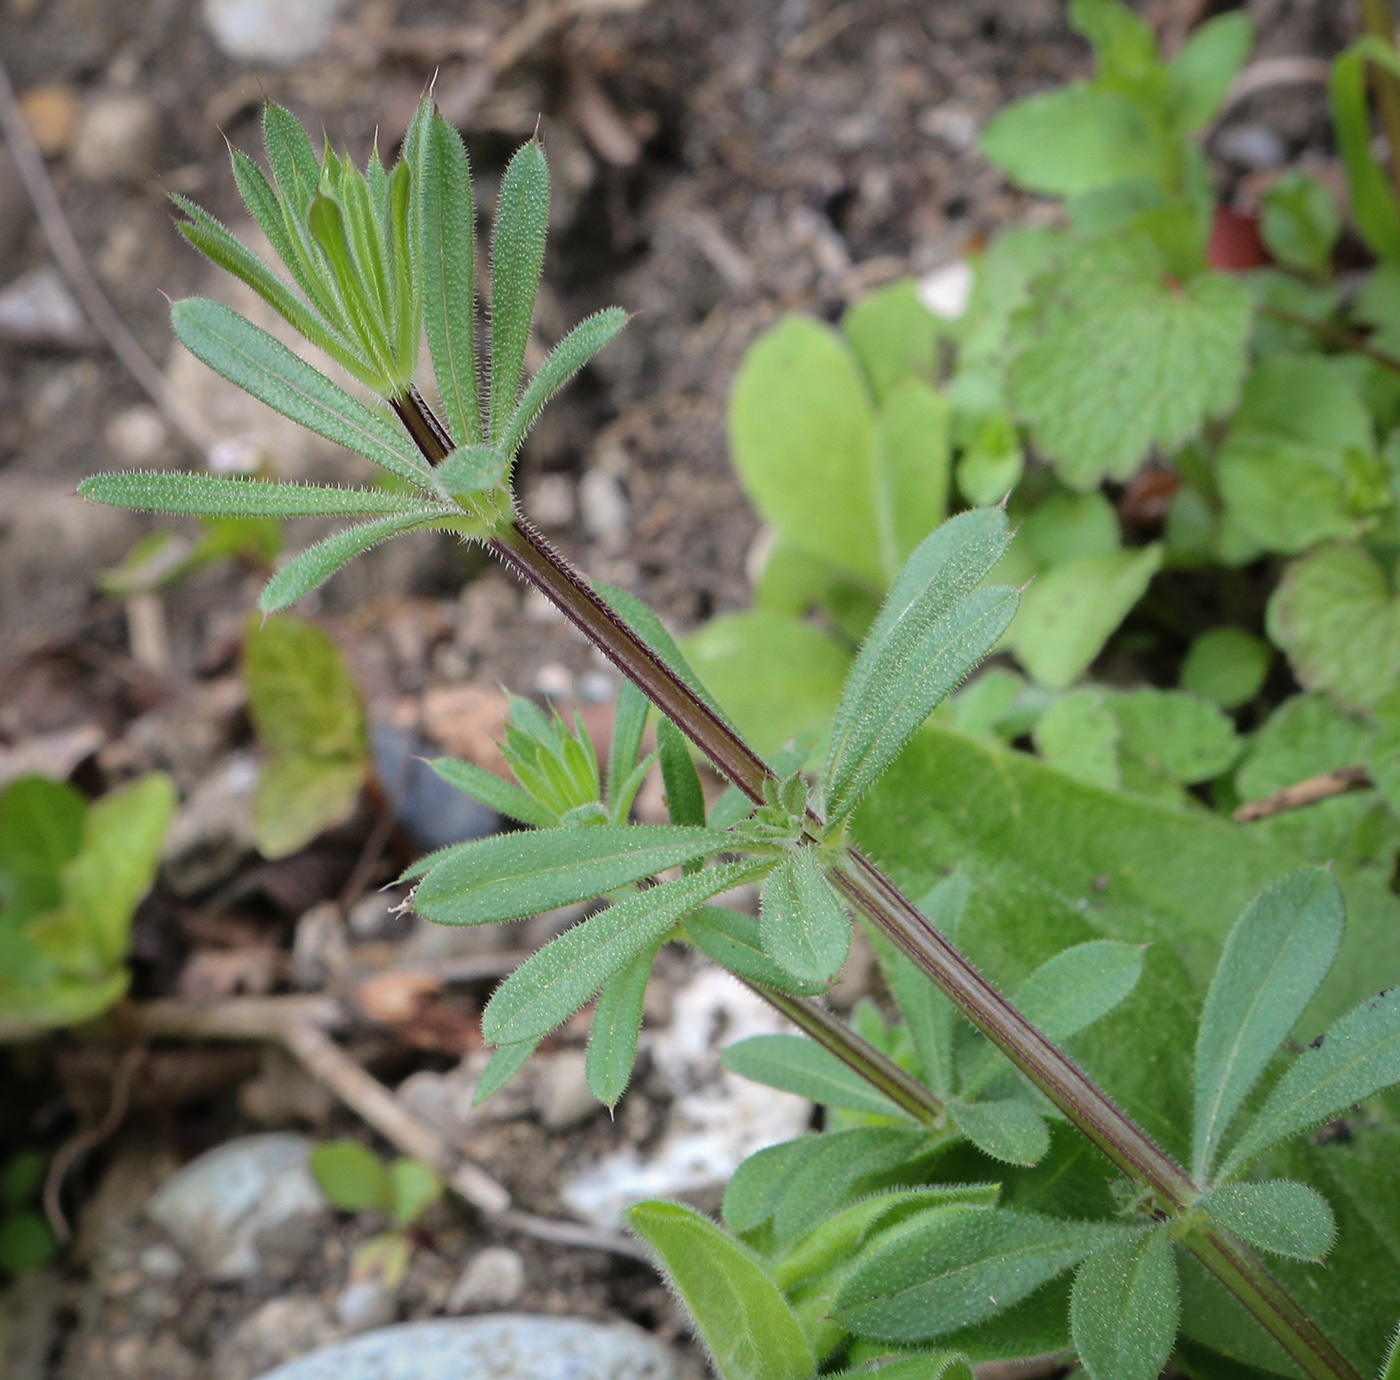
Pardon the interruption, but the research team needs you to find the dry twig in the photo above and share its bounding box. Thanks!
[1233,766,1372,823]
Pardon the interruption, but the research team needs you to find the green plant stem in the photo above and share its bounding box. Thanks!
[1260,303,1400,377]
[1360,0,1400,207]
[755,984,943,1125]
[394,388,1363,1380]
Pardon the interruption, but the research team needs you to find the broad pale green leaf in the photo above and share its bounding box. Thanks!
[626,1201,814,1380]
[722,1034,910,1119]
[1193,867,1345,1180]
[955,413,1024,506]
[1070,1227,1178,1380]
[244,614,366,761]
[948,1100,1050,1167]
[412,824,730,926]
[258,514,448,613]
[1021,489,1121,568]
[503,308,629,458]
[428,757,554,829]
[760,848,851,983]
[411,103,480,445]
[1236,694,1373,808]
[873,381,952,578]
[1033,689,1121,791]
[826,509,1018,819]
[1267,544,1400,712]
[980,85,1166,196]
[79,472,436,520]
[0,777,84,926]
[1110,689,1241,788]
[472,1037,539,1106]
[679,907,827,997]
[585,940,659,1106]
[1223,988,1400,1177]
[1181,627,1272,711]
[729,315,882,585]
[841,277,940,404]
[482,861,757,1043]
[387,1158,443,1228]
[254,754,366,859]
[835,1207,1115,1342]
[1008,235,1252,488]
[1261,173,1341,277]
[685,610,849,759]
[488,141,549,442]
[657,716,707,828]
[309,1140,391,1212]
[1168,11,1253,132]
[865,875,969,1097]
[171,299,433,488]
[1200,1180,1335,1261]
[56,773,175,971]
[1009,545,1163,690]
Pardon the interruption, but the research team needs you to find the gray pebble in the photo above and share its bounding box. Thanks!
[218,1298,340,1380]
[203,0,347,63]
[533,1051,599,1132]
[71,92,161,183]
[335,1279,398,1335]
[578,469,629,550]
[137,1243,185,1281]
[445,1247,526,1313]
[253,1316,678,1380]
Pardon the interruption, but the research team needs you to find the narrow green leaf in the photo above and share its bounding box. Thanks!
[79,473,437,520]
[608,749,660,831]
[1222,987,1400,1177]
[608,681,650,816]
[415,106,481,445]
[427,757,555,829]
[1382,1318,1400,1380]
[1193,867,1346,1180]
[502,307,629,457]
[626,1201,815,1380]
[412,823,731,927]
[388,159,417,372]
[472,1038,539,1106]
[437,445,508,497]
[830,1356,973,1380]
[262,101,320,213]
[482,861,758,1044]
[948,1099,1050,1167]
[657,716,707,828]
[679,906,827,997]
[835,1207,1115,1343]
[338,158,393,342]
[1331,48,1400,263]
[488,140,550,442]
[760,847,852,984]
[825,508,1017,820]
[586,940,660,1106]
[1070,1227,1179,1380]
[310,1140,392,1212]
[308,190,394,377]
[722,1033,911,1119]
[1016,939,1146,1043]
[171,299,433,487]
[866,875,969,1098]
[1168,11,1253,132]
[1199,1180,1335,1260]
[258,514,446,613]
[723,1137,820,1233]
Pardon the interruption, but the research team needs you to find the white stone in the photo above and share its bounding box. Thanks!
[0,267,87,347]
[71,92,160,183]
[252,1317,678,1380]
[578,469,629,549]
[559,969,811,1228]
[917,260,974,322]
[533,1050,598,1131]
[445,1247,526,1312]
[335,1279,397,1335]
[145,1133,330,1281]
[203,0,348,64]
[105,405,169,465]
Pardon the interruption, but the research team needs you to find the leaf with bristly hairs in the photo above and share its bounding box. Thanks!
[760,846,851,984]
[488,141,550,442]
[1070,1227,1178,1380]
[586,940,662,1106]
[78,473,440,521]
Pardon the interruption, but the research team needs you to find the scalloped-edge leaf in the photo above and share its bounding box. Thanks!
[411,823,733,927]
[626,1201,814,1380]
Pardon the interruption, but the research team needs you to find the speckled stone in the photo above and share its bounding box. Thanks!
[254,1317,679,1380]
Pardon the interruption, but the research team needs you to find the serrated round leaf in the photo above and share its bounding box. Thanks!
[1070,1228,1178,1380]
[626,1201,814,1380]
[1201,1180,1335,1260]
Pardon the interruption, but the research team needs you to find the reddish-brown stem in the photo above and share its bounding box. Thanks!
[393,388,1364,1380]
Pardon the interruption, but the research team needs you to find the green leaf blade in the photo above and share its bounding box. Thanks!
[482,860,758,1044]
[1199,1180,1335,1261]
[585,941,660,1107]
[657,716,707,828]
[1070,1227,1179,1380]
[760,848,852,984]
[722,1033,910,1119]
[427,757,555,829]
[1193,867,1346,1180]
[79,473,438,521]
[948,1099,1050,1167]
[488,140,550,442]
[679,907,827,997]
[626,1201,815,1380]
[412,823,732,927]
